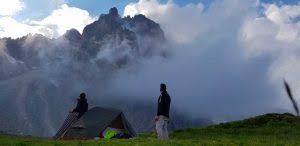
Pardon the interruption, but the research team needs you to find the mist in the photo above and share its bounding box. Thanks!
[118,0,287,121]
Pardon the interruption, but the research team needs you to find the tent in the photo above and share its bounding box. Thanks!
[54,107,136,140]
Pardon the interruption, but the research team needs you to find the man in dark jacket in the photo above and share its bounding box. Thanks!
[155,83,171,140]
[71,92,88,119]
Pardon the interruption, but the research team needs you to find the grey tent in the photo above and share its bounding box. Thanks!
[54,107,136,140]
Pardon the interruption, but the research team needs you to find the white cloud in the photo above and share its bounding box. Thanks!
[29,4,95,36]
[0,0,25,16]
[0,17,53,38]
[241,2,300,106]
[124,0,205,43]
[121,0,288,120]
[241,3,300,59]
[121,0,300,117]
[123,0,254,44]
[0,4,95,38]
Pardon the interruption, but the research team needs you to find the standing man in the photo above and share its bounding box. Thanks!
[155,83,171,140]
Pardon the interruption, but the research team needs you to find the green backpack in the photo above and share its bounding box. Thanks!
[104,130,117,139]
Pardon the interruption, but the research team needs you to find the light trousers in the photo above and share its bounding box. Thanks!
[155,115,169,140]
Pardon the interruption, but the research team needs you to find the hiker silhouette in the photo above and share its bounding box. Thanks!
[155,83,171,140]
[71,93,89,118]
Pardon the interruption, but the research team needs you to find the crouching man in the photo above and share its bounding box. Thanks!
[71,92,88,119]
[155,83,171,140]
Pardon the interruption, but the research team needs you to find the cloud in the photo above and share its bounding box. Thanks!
[0,0,25,16]
[0,4,95,38]
[29,4,96,36]
[241,2,300,107]
[124,0,205,43]
[0,17,53,38]
[122,0,300,119]
[119,0,285,122]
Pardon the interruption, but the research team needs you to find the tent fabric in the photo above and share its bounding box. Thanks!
[55,107,136,140]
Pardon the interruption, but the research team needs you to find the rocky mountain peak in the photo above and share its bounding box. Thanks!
[109,7,119,18]
[63,29,82,42]
[80,7,166,59]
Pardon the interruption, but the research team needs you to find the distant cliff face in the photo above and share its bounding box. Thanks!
[0,8,207,137]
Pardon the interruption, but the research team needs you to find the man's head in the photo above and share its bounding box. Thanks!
[160,83,167,92]
[80,92,86,99]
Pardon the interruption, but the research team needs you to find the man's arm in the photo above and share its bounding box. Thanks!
[157,95,163,116]
[155,95,161,121]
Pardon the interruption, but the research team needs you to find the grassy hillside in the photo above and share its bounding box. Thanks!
[1,113,300,146]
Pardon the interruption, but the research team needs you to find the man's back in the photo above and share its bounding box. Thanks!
[157,91,171,117]
[73,97,88,118]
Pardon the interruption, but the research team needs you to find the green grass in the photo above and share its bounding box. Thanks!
[1,113,300,146]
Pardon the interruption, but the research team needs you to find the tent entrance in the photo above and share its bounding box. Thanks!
[109,115,125,129]
[100,115,126,139]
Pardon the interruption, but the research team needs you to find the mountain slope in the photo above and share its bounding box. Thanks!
[172,113,300,139]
